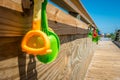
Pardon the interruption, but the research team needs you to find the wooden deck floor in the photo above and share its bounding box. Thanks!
[84,41,120,80]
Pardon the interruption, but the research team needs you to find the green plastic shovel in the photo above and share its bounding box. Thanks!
[37,0,60,64]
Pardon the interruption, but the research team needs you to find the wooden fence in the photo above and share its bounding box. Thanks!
[0,0,96,80]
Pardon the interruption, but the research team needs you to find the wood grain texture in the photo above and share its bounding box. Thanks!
[85,41,120,80]
[0,0,22,12]
[0,35,95,80]
[51,0,96,28]
[0,3,88,36]
[0,0,96,27]
[70,0,96,27]
[0,1,95,80]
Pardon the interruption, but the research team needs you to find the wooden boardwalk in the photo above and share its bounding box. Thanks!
[85,41,120,80]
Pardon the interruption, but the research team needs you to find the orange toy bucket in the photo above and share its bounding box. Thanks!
[21,0,51,55]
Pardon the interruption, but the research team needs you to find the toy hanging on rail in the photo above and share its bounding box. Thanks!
[92,28,99,43]
[21,0,60,64]
[88,25,93,38]
[37,0,60,64]
[21,0,51,55]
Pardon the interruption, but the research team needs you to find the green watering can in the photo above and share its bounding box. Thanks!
[37,0,60,64]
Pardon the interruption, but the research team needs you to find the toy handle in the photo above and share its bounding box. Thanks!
[21,0,52,55]
[32,0,43,30]
[41,0,49,35]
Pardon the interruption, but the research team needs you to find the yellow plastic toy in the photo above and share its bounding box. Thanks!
[21,0,51,55]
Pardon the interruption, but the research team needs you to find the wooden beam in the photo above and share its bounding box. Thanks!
[51,0,77,12]
[0,35,94,80]
[70,0,96,27]
[0,0,96,27]
[0,0,22,12]
[47,2,89,29]
[0,1,88,37]
[0,0,89,28]
[51,0,96,27]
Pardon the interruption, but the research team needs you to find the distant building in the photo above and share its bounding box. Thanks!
[115,29,120,42]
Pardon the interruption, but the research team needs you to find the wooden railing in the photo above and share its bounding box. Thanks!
[51,0,96,27]
[0,1,96,80]
[0,0,96,36]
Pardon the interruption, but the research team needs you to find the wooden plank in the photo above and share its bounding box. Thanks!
[51,0,96,27]
[0,0,22,12]
[44,4,89,34]
[49,20,88,35]
[47,4,76,27]
[0,6,31,36]
[51,0,89,24]
[51,0,88,22]
[0,3,88,36]
[0,0,95,27]
[0,35,95,80]
[70,0,96,27]
[85,41,120,80]
[47,3,88,29]
[50,0,77,12]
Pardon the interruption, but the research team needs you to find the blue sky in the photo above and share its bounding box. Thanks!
[81,0,120,33]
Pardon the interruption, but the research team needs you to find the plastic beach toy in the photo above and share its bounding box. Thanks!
[88,27,93,38]
[92,28,99,43]
[37,0,60,64]
[93,29,98,38]
[96,29,100,40]
[21,0,51,55]
[97,29,101,35]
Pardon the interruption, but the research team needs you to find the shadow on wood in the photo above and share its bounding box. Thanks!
[59,34,88,44]
[0,37,22,61]
[113,41,120,48]
[18,54,38,80]
[0,37,37,80]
